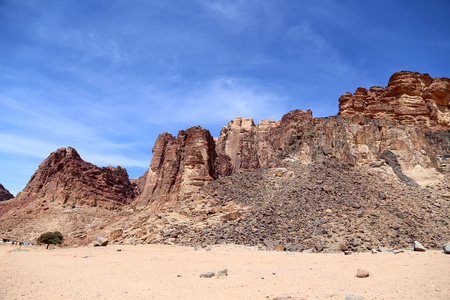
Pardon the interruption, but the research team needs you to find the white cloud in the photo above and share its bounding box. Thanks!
[130,76,289,129]
[0,134,59,159]
[287,22,329,54]
[286,21,355,77]
[200,0,244,20]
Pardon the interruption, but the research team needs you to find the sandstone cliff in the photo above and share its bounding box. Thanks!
[16,147,134,207]
[0,183,14,201]
[338,71,450,128]
[281,114,443,186]
[135,126,217,209]
[215,109,313,173]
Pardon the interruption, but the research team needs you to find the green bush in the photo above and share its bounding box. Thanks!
[37,231,63,249]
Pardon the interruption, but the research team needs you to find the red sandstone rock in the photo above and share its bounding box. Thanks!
[136,126,217,208]
[338,71,450,128]
[0,183,14,201]
[215,109,313,173]
[15,147,134,207]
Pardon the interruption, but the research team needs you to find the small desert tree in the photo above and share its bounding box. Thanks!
[37,231,63,249]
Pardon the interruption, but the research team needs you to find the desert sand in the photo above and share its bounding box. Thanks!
[0,243,448,300]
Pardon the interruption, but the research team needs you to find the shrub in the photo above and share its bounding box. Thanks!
[37,231,64,249]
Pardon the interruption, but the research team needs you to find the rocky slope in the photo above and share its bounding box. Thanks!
[148,160,449,252]
[0,183,14,201]
[338,71,450,128]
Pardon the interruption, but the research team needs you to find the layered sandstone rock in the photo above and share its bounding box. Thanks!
[279,114,443,186]
[0,183,14,201]
[215,109,313,173]
[16,147,134,207]
[136,126,217,209]
[214,107,442,186]
[338,71,450,128]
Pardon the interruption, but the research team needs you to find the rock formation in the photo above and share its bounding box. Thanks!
[135,126,217,209]
[0,183,14,201]
[338,71,450,128]
[215,109,313,173]
[1,70,449,250]
[280,115,443,186]
[16,147,134,207]
[11,71,449,211]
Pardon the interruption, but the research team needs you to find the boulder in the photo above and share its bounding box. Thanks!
[217,269,228,276]
[199,271,215,278]
[414,241,426,252]
[94,237,109,247]
[443,242,450,254]
[378,246,394,252]
[275,244,286,251]
[356,268,370,278]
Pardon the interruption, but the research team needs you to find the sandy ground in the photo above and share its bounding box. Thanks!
[0,243,448,300]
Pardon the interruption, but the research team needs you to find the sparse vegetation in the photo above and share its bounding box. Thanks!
[9,248,30,252]
[37,231,63,249]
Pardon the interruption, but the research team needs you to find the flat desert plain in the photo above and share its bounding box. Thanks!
[0,243,448,299]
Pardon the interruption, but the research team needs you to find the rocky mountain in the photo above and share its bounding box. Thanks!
[1,70,449,251]
[0,183,14,201]
[338,71,450,128]
[16,147,135,208]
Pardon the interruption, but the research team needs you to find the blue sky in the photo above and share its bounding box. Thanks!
[1,0,449,195]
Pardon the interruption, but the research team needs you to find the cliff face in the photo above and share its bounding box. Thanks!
[16,147,135,207]
[0,183,14,201]
[280,114,442,186]
[135,126,217,209]
[338,71,450,128]
[215,109,313,174]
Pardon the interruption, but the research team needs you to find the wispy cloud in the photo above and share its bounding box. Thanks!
[286,21,353,75]
[1,0,449,197]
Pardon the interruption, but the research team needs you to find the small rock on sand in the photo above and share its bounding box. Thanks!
[199,271,215,278]
[378,246,393,252]
[217,269,228,276]
[356,268,369,278]
[93,237,109,247]
[273,297,306,300]
[345,295,364,300]
[414,241,426,252]
[442,242,450,254]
